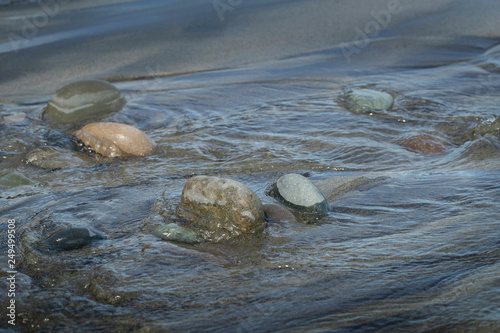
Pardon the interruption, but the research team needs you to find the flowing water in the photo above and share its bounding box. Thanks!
[1,0,500,332]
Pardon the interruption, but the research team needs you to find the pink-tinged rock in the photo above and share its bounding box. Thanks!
[399,134,449,154]
[178,175,265,242]
[263,203,297,223]
[72,122,154,158]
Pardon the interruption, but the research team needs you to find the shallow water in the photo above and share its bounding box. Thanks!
[1,0,500,332]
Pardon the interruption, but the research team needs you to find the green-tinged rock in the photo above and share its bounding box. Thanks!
[471,116,500,138]
[178,175,265,242]
[26,147,90,169]
[42,80,126,125]
[0,172,34,187]
[269,173,329,215]
[153,223,204,244]
[41,227,107,251]
[347,89,394,113]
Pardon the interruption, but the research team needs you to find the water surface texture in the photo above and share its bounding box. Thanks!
[1,0,500,332]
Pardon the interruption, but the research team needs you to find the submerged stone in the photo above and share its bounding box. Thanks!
[43,80,126,125]
[263,203,297,223]
[269,173,329,215]
[153,223,204,244]
[178,175,265,242]
[0,172,34,187]
[26,146,90,169]
[399,134,449,154]
[72,122,155,158]
[347,89,394,113]
[41,227,107,251]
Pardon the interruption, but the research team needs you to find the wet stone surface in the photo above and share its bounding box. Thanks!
[177,175,265,242]
[26,147,90,169]
[399,134,449,154]
[263,202,297,223]
[72,122,155,158]
[0,172,35,187]
[153,223,204,244]
[346,89,394,113]
[42,80,126,125]
[39,227,107,251]
[269,173,329,215]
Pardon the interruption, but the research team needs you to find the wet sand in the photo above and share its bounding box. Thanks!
[1,0,499,100]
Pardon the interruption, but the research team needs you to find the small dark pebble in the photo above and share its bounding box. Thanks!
[41,227,107,251]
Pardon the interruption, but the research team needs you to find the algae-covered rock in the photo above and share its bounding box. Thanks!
[153,223,204,244]
[43,80,126,125]
[178,175,265,242]
[0,172,34,187]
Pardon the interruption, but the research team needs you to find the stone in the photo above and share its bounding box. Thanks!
[42,80,126,125]
[269,173,329,214]
[3,112,26,123]
[41,227,107,251]
[263,203,297,223]
[399,134,449,154]
[0,172,34,187]
[153,223,204,244]
[347,89,394,113]
[72,122,154,158]
[313,175,379,203]
[26,147,90,169]
[178,175,265,242]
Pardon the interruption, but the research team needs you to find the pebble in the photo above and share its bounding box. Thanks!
[262,203,297,223]
[399,134,449,154]
[153,223,204,244]
[269,173,329,214]
[41,227,107,251]
[347,89,394,113]
[177,175,265,242]
[72,122,155,158]
[42,80,126,125]
[3,112,26,124]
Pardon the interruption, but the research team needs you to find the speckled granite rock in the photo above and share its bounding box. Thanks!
[177,175,265,242]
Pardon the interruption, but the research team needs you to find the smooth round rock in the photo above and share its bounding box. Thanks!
[43,80,126,125]
[178,175,265,242]
[153,223,204,244]
[263,203,297,223]
[347,89,394,113]
[41,227,107,251]
[270,173,329,214]
[399,134,449,154]
[72,122,154,158]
